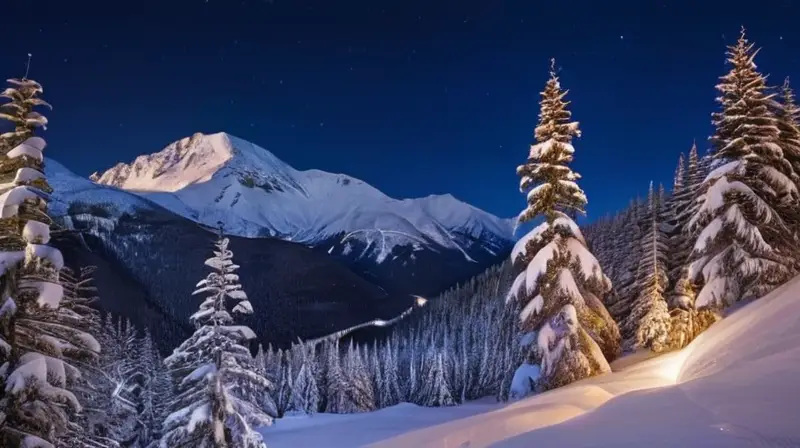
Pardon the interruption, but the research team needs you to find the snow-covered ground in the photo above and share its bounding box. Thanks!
[261,275,800,447]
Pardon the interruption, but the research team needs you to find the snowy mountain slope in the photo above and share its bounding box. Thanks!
[261,276,800,447]
[89,132,515,264]
[47,158,157,217]
[45,158,411,351]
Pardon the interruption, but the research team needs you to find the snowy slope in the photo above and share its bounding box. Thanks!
[47,158,158,217]
[90,132,514,263]
[260,276,800,447]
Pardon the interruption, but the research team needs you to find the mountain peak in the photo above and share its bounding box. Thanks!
[92,132,295,193]
[91,132,514,261]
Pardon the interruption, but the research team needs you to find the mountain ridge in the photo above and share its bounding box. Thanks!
[89,131,515,264]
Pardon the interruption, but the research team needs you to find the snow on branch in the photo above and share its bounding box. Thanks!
[25,244,64,271]
[0,186,45,218]
[7,137,46,162]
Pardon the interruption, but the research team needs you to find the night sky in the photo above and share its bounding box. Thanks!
[1,0,798,221]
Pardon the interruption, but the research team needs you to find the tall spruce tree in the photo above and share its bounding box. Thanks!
[418,351,454,407]
[689,29,798,308]
[0,74,100,447]
[667,143,703,303]
[507,59,619,391]
[624,183,671,352]
[160,230,272,448]
[97,316,142,443]
[775,77,800,244]
[290,346,318,415]
[56,267,118,448]
[776,77,800,187]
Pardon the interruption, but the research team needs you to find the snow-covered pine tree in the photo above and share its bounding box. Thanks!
[507,59,620,391]
[250,344,277,418]
[56,267,120,448]
[138,328,174,448]
[323,341,349,413]
[775,77,800,245]
[689,29,799,308]
[96,316,141,444]
[368,343,384,408]
[290,345,318,415]
[667,143,703,303]
[272,351,293,417]
[0,75,101,447]
[418,351,454,407]
[600,201,642,325]
[624,183,671,353]
[342,342,374,413]
[381,339,400,407]
[775,77,800,191]
[160,230,272,448]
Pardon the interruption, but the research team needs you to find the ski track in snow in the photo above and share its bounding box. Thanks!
[260,275,800,447]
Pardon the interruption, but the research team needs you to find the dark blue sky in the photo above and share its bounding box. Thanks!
[1,0,797,220]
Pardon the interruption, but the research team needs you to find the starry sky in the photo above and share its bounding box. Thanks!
[1,0,798,221]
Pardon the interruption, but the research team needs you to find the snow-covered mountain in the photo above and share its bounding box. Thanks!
[45,158,414,351]
[90,132,515,264]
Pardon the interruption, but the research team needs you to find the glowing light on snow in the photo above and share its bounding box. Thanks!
[373,320,387,327]
[413,295,428,307]
[656,345,695,383]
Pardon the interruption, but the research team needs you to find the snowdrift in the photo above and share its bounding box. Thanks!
[261,275,800,447]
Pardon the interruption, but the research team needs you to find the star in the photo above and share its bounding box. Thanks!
[620,35,624,40]
[279,79,283,85]
[780,36,784,40]
[320,122,324,127]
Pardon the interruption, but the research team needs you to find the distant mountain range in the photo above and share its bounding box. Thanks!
[48,132,515,350]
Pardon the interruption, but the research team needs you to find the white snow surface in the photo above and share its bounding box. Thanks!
[45,158,161,217]
[89,132,514,260]
[509,363,541,400]
[261,275,800,447]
